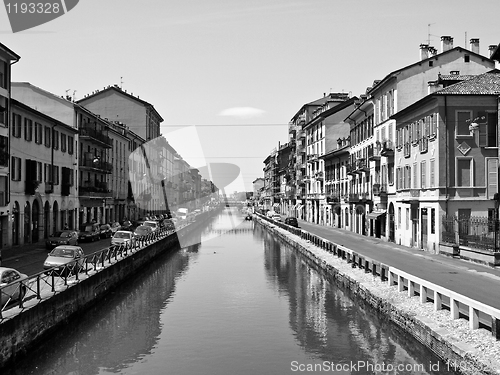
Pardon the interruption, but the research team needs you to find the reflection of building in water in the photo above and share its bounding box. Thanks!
[27,250,191,374]
[262,233,446,371]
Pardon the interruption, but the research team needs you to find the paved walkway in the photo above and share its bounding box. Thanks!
[294,218,500,310]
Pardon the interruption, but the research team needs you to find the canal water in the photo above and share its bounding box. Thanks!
[6,208,456,375]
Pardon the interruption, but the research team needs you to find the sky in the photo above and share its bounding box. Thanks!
[1,0,499,191]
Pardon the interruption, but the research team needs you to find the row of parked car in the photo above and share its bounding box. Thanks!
[2,213,196,310]
[261,210,300,228]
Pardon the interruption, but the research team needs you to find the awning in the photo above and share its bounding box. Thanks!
[366,210,386,220]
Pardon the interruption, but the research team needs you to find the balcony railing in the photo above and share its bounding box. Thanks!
[79,126,112,147]
[326,193,340,203]
[356,158,369,173]
[315,171,324,180]
[349,192,370,202]
[80,157,113,174]
[308,153,318,161]
[346,163,356,175]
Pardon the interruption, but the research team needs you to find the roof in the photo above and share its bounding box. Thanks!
[77,85,163,122]
[0,42,20,62]
[435,69,500,95]
[368,46,494,94]
[391,70,500,120]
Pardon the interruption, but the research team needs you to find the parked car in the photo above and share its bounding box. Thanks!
[99,224,113,239]
[78,222,100,242]
[43,245,85,275]
[110,222,121,234]
[46,230,79,249]
[284,217,299,228]
[111,230,135,247]
[271,213,282,222]
[134,225,153,239]
[0,267,28,307]
[143,220,159,232]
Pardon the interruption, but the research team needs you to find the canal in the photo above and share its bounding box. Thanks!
[5,208,456,374]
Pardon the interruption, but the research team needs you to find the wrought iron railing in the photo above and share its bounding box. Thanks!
[0,227,177,321]
[441,215,500,252]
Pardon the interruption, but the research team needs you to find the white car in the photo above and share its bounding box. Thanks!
[271,214,282,222]
[0,267,28,307]
[111,231,135,247]
[143,220,159,232]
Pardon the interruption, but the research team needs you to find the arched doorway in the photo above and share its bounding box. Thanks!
[388,203,395,242]
[32,199,40,242]
[12,201,20,246]
[44,201,50,239]
[52,201,59,235]
[24,201,31,244]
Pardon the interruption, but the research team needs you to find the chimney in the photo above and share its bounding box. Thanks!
[428,46,437,56]
[469,38,479,54]
[420,44,429,60]
[441,36,453,53]
[489,45,497,58]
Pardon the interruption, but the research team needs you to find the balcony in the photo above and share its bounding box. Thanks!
[79,181,112,198]
[349,192,371,203]
[369,142,381,161]
[80,155,113,174]
[308,153,318,161]
[372,183,387,196]
[79,126,112,148]
[326,193,340,203]
[356,158,369,173]
[381,140,394,157]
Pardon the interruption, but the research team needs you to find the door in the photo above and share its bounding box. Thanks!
[421,208,428,250]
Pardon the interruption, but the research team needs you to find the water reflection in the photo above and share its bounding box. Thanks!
[262,231,454,374]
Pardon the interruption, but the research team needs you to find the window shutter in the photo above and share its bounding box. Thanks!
[487,158,498,199]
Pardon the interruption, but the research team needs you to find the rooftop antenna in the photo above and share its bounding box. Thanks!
[73,90,77,101]
[427,23,437,45]
[120,77,123,89]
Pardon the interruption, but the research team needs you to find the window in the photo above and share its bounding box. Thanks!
[12,113,21,138]
[388,163,394,185]
[486,158,498,199]
[61,133,67,152]
[36,161,42,182]
[456,157,473,187]
[421,161,426,189]
[44,163,52,183]
[464,55,470,63]
[429,60,433,67]
[34,122,42,144]
[52,166,59,185]
[478,111,498,147]
[52,129,59,150]
[429,113,437,138]
[68,136,74,154]
[44,126,51,147]
[406,208,409,230]
[430,159,435,187]
[11,156,21,181]
[456,110,472,137]
[413,163,418,189]
[398,207,401,228]
[24,118,33,141]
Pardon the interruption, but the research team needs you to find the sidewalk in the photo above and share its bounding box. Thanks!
[294,218,500,310]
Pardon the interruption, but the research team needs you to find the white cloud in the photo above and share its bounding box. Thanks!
[218,107,266,119]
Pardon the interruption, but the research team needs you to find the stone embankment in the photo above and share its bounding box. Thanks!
[256,216,500,375]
